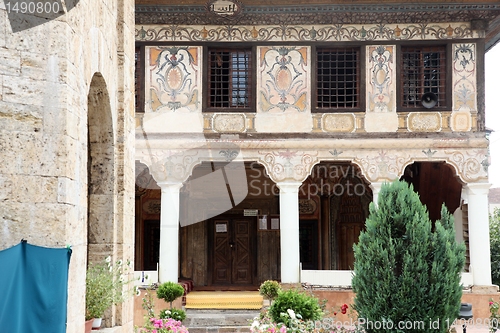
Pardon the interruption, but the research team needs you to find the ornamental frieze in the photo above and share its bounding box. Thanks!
[136,138,489,184]
[135,22,476,43]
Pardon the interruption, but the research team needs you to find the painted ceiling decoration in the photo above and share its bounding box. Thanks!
[136,3,500,26]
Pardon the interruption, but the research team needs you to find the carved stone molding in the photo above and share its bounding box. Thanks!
[258,150,319,183]
[451,111,472,132]
[135,135,489,184]
[322,114,355,133]
[136,148,202,183]
[213,113,246,133]
[407,112,442,132]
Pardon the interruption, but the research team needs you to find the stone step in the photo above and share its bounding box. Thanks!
[184,309,260,332]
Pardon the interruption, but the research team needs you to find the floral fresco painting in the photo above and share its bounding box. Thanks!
[258,46,309,113]
[145,46,201,112]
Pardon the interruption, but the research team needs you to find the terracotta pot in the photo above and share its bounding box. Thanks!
[85,319,94,333]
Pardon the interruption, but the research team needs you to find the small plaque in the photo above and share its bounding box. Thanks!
[271,218,280,230]
[216,223,227,233]
[244,209,259,216]
[259,216,268,230]
[207,0,242,18]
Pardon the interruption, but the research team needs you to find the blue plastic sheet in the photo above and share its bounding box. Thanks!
[0,241,71,333]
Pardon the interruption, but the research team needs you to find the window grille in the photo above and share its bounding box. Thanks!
[401,46,446,108]
[316,47,360,109]
[208,48,251,109]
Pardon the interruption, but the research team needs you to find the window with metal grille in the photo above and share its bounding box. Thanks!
[316,47,360,110]
[401,46,446,108]
[208,48,251,109]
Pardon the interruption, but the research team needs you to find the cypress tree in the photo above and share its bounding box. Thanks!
[352,180,465,333]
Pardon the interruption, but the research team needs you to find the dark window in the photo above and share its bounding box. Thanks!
[401,46,446,108]
[135,46,143,113]
[316,47,360,110]
[208,48,251,109]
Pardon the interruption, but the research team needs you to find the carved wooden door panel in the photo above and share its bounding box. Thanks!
[212,218,253,285]
[232,220,252,284]
[336,195,365,270]
[338,223,363,270]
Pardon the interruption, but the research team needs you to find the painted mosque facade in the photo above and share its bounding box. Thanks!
[134,0,500,290]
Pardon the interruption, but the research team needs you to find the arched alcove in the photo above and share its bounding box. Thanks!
[87,73,116,326]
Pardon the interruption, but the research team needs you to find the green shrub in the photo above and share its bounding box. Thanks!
[268,289,323,327]
[352,180,465,333]
[156,282,185,309]
[259,280,281,301]
[160,308,186,322]
[491,208,500,286]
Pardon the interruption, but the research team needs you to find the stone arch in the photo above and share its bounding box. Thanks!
[86,72,117,324]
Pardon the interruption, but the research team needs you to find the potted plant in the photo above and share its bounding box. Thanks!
[156,282,186,322]
[85,256,137,330]
[259,280,281,305]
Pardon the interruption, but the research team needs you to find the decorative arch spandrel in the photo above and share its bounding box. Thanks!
[257,150,319,183]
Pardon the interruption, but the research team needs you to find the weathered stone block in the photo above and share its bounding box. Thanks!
[0,47,21,76]
[10,174,58,203]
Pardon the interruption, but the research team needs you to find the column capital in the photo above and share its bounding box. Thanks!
[465,182,491,195]
[369,181,386,192]
[276,181,303,193]
[259,151,318,183]
[157,181,184,190]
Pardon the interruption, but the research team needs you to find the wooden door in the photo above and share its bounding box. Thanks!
[336,195,365,270]
[212,218,254,285]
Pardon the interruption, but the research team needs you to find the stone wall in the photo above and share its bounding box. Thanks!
[0,1,135,332]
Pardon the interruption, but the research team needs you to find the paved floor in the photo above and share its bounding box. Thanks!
[450,324,490,333]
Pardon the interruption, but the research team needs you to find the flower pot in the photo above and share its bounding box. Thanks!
[85,319,94,333]
[91,318,102,330]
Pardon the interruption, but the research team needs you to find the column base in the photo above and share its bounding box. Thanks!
[469,285,499,294]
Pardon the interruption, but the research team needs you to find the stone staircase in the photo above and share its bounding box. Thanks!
[184,309,261,333]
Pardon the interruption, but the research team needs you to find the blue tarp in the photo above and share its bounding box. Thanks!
[0,241,71,333]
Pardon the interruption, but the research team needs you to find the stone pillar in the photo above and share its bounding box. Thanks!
[158,181,183,283]
[466,183,492,286]
[277,181,302,283]
[369,182,385,207]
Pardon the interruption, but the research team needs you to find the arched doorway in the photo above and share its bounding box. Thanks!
[400,162,462,221]
[300,162,373,270]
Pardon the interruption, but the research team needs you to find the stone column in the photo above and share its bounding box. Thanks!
[466,183,492,286]
[369,181,385,207]
[277,181,302,283]
[158,181,183,283]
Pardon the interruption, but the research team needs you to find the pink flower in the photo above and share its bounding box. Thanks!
[490,302,494,306]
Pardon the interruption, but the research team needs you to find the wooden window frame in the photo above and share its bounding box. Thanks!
[204,46,255,113]
[397,43,451,112]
